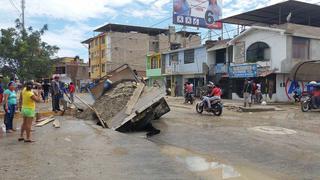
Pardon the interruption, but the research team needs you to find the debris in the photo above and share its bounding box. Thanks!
[125,83,145,115]
[53,119,60,128]
[77,64,170,134]
[36,115,54,123]
[75,95,107,128]
[35,117,55,127]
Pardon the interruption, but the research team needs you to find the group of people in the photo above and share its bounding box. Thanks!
[243,79,262,107]
[0,75,76,142]
[51,76,75,113]
[0,80,41,142]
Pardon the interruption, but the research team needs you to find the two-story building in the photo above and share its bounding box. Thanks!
[162,45,208,96]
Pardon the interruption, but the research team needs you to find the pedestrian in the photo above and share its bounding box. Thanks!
[255,82,262,103]
[18,81,41,143]
[69,82,75,103]
[51,76,62,112]
[0,75,3,105]
[251,81,257,104]
[42,81,50,103]
[3,82,17,133]
[174,82,179,97]
[243,79,253,107]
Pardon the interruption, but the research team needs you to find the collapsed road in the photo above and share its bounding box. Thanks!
[76,64,170,136]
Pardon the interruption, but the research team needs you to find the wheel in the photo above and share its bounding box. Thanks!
[213,109,223,116]
[190,99,194,105]
[213,104,223,116]
[196,103,203,113]
[301,101,310,112]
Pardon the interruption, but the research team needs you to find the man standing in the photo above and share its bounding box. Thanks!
[243,79,253,107]
[51,76,61,112]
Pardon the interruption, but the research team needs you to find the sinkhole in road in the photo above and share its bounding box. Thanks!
[248,126,297,135]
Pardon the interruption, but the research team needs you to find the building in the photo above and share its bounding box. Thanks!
[52,57,90,89]
[210,0,320,102]
[82,23,201,80]
[162,45,208,97]
[146,53,165,87]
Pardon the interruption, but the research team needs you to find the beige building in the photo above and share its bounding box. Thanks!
[82,23,201,80]
[52,57,90,88]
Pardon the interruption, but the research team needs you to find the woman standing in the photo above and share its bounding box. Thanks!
[18,81,41,143]
[3,82,17,133]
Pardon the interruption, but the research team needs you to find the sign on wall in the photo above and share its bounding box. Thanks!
[173,0,222,29]
[214,63,228,74]
[229,64,258,78]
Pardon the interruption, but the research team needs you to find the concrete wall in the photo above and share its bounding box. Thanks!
[310,39,320,60]
[108,32,149,72]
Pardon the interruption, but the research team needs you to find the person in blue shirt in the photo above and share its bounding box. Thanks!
[174,0,190,16]
[3,82,17,133]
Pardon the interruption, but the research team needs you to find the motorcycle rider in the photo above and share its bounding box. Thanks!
[203,83,222,109]
[184,82,193,102]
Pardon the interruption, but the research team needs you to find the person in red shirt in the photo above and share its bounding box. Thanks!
[69,82,75,103]
[204,83,222,109]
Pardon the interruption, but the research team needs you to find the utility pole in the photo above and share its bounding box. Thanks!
[21,0,25,30]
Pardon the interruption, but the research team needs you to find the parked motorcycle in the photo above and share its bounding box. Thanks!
[184,93,195,104]
[196,97,223,116]
[301,95,320,112]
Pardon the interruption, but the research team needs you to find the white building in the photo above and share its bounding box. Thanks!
[213,0,320,102]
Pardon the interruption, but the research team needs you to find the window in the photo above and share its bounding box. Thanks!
[101,64,105,72]
[246,42,270,63]
[55,67,66,74]
[101,50,105,58]
[169,53,178,66]
[184,49,194,64]
[95,39,98,46]
[101,37,105,44]
[292,37,309,59]
[151,56,160,69]
[216,49,226,64]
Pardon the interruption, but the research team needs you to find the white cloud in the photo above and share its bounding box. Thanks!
[42,23,93,59]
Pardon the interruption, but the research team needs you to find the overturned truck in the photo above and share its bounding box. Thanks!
[77,64,170,136]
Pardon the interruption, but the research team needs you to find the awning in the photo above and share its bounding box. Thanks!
[290,60,320,81]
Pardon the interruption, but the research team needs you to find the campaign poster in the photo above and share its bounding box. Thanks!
[173,0,223,29]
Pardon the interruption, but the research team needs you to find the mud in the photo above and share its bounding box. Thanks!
[76,81,136,122]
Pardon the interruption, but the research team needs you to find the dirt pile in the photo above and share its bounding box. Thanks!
[77,81,136,121]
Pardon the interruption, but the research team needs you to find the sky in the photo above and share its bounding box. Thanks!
[0,0,318,62]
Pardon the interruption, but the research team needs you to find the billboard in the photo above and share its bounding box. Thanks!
[173,0,222,29]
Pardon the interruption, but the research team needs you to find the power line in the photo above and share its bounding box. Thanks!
[8,0,21,15]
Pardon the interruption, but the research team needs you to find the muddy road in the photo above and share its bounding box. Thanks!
[0,97,320,180]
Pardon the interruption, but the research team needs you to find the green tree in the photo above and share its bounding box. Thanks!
[0,19,59,80]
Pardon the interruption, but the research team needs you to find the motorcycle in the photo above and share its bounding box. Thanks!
[301,95,320,112]
[184,93,195,104]
[196,97,223,116]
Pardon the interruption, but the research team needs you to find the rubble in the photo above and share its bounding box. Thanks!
[76,64,170,135]
[76,81,137,122]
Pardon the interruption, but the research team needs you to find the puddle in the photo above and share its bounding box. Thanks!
[249,126,297,135]
[161,145,241,180]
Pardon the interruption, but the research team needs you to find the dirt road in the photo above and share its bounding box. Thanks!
[0,97,319,180]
